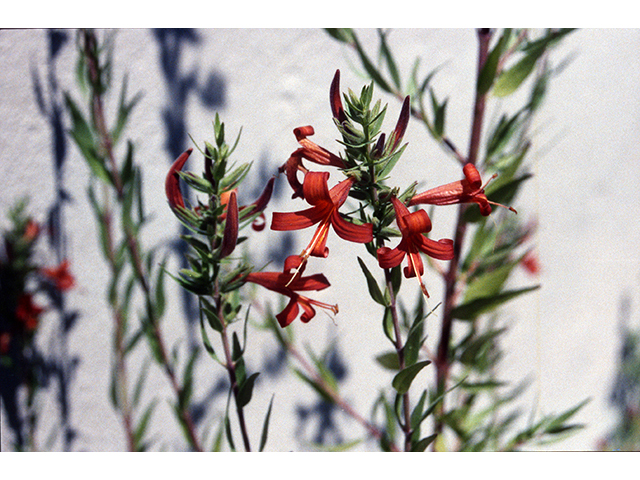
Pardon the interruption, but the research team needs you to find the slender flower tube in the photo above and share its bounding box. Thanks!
[272,171,373,262]
[279,126,346,199]
[377,197,454,297]
[409,163,516,215]
[165,148,193,211]
[245,255,337,327]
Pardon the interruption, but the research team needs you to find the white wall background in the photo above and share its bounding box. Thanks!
[1,28,639,451]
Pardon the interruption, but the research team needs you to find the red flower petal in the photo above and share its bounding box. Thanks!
[165,149,192,210]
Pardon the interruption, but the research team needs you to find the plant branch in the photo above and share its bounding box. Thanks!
[434,28,493,438]
[80,29,202,452]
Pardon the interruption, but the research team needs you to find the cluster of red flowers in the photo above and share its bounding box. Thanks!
[165,70,514,329]
[1,219,75,355]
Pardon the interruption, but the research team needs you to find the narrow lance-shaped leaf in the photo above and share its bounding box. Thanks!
[392,360,431,395]
[238,372,260,408]
[357,256,387,306]
[378,29,401,90]
[493,46,546,98]
[259,395,275,452]
[452,285,540,321]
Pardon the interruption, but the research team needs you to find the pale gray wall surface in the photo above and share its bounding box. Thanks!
[1,28,639,451]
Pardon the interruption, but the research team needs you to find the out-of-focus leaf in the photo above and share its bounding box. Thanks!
[378,29,401,90]
[493,46,546,98]
[411,434,437,452]
[375,351,400,371]
[464,260,520,303]
[392,360,431,395]
[259,394,274,452]
[324,28,355,44]
[352,34,393,94]
[293,368,333,404]
[452,285,540,321]
[134,400,157,449]
[111,76,142,146]
[477,29,512,95]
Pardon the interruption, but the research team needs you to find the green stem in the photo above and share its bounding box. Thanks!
[216,291,252,452]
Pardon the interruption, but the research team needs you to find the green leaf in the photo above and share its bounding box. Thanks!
[410,390,428,431]
[324,28,355,44]
[259,395,275,452]
[544,399,589,435]
[198,310,219,362]
[464,260,520,303]
[493,46,546,98]
[357,257,386,306]
[382,307,395,343]
[375,351,400,371]
[238,372,260,408]
[452,285,540,321]
[224,415,235,452]
[392,360,431,395]
[111,76,142,146]
[411,434,437,452]
[352,35,393,94]
[201,298,224,333]
[378,29,401,90]
[134,400,157,449]
[293,368,333,404]
[477,29,512,95]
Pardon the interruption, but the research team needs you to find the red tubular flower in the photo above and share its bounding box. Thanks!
[245,255,337,327]
[272,171,373,262]
[377,197,454,297]
[279,126,346,199]
[40,259,75,291]
[219,190,239,258]
[409,163,516,216]
[165,148,193,211]
[390,96,411,152]
[330,69,347,124]
[15,294,45,331]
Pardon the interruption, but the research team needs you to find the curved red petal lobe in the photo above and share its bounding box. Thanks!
[403,209,432,235]
[165,148,193,210]
[288,273,331,291]
[251,213,266,231]
[463,163,482,189]
[377,245,406,269]
[271,206,328,231]
[328,178,354,207]
[276,299,300,328]
[403,251,425,278]
[302,171,332,206]
[331,211,373,243]
[251,176,275,214]
[298,298,317,323]
[415,236,455,260]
